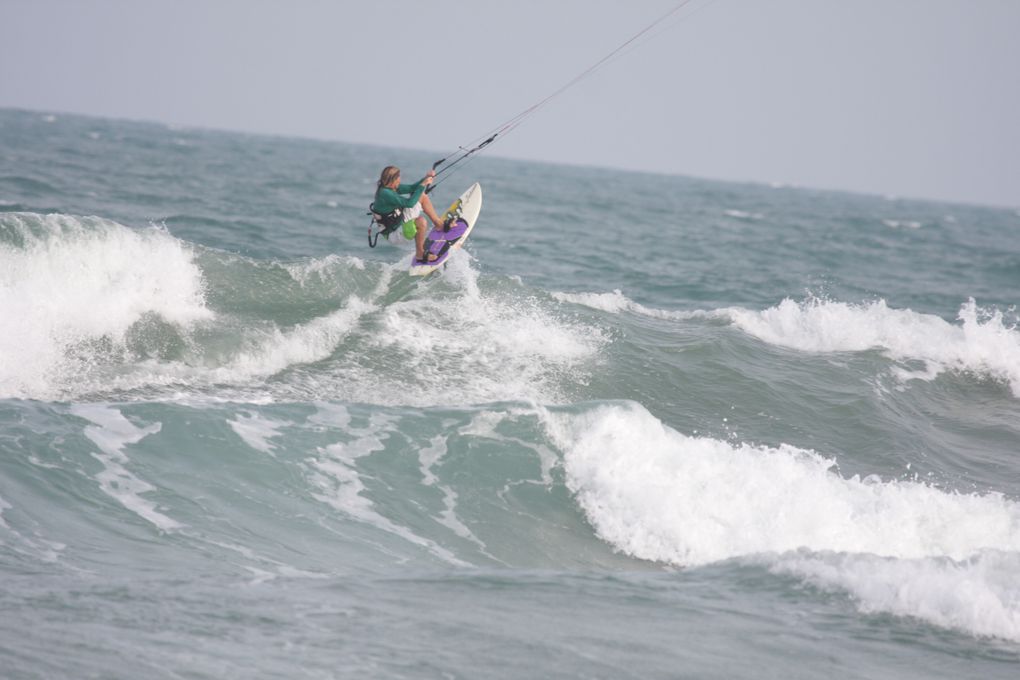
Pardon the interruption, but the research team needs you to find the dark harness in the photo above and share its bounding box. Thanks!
[367,201,403,248]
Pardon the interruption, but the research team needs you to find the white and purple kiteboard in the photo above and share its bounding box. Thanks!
[409,182,482,276]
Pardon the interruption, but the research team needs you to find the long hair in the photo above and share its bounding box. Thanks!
[377,166,400,188]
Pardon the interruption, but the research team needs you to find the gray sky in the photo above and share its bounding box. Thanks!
[2,0,1018,207]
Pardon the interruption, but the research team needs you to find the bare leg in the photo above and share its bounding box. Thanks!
[414,216,427,261]
[419,193,445,228]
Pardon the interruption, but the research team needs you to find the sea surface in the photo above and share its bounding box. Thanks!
[1,108,1019,678]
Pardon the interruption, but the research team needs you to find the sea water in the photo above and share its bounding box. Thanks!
[1,108,1018,678]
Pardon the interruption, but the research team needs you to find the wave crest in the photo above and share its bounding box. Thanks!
[725,297,1020,395]
[545,402,1020,640]
[0,213,211,399]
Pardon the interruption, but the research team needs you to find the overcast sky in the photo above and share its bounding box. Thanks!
[2,0,1018,207]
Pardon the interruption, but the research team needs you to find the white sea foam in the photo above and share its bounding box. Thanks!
[774,551,1020,641]
[364,263,604,406]
[0,211,595,405]
[243,564,330,585]
[134,260,391,398]
[229,411,287,455]
[305,413,464,565]
[308,402,352,429]
[180,265,393,394]
[418,434,491,553]
[0,493,66,562]
[283,253,366,282]
[0,213,211,400]
[723,298,1020,396]
[0,493,10,531]
[71,404,181,532]
[212,297,376,382]
[0,215,379,400]
[461,409,557,486]
[724,209,764,220]
[883,219,922,229]
[544,402,1020,640]
[552,289,699,321]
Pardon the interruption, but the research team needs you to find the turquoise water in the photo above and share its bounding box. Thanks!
[1,108,1019,678]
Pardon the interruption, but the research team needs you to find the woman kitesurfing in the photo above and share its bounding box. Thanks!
[370,166,448,263]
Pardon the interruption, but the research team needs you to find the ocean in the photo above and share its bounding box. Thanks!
[1,107,1018,678]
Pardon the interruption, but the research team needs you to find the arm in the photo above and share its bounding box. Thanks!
[395,181,426,207]
[399,169,435,199]
[375,183,426,211]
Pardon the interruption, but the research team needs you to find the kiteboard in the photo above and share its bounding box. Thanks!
[409,182,482,276]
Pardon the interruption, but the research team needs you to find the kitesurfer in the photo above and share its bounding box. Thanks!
[371,166,446,263]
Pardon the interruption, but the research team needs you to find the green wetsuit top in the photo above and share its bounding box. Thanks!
[373,180,426,216]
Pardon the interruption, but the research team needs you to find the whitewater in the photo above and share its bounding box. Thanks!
[1,109,1019,678]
